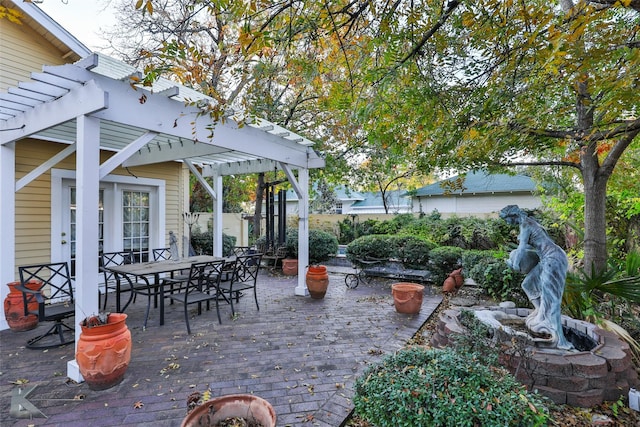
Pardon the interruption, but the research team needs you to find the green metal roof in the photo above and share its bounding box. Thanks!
[411,171,538,197]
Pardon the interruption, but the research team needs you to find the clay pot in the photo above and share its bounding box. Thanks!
[450,268,464,289]
[4,280,41,331]
[306,265,329,299]
[76,313,131,390]
[442,276,457,293]
[181,394,276,427]
[392,282,424,314]
[282,258,298,276]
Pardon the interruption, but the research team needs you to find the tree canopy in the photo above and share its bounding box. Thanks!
[125,0,640,271]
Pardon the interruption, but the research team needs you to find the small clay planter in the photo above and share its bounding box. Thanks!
[281,258,298,276]
[392,282,424,314]
[181,394,276,427]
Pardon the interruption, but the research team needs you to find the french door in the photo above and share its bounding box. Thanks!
[53,171,164,277]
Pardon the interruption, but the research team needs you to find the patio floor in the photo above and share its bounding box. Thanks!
[0,267,441,427]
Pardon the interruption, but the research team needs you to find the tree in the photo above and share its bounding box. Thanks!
[133,0,640,274]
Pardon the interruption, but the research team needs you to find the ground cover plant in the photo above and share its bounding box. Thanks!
[353,346,550,427]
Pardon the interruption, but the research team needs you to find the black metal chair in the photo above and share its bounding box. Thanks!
[112,271,161,330]
[218,253,263,316]
[17,262,75,349]
[152,248,171,261]
[100,251,138,312]
[165,260,227,334]
[261,245,286,271]
[232,246,252,257]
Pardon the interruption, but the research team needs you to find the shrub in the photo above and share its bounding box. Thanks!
[467,256,528,305]
[345,235,433,269]
[428,246,464,284]
[353,346,550,427]
[190,230,236,257]
[345,235,395,265]
[286,229,339,265]
[394,235,435,269]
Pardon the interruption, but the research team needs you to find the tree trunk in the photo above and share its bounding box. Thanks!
[576,73,609,274]
[581,161,609,273]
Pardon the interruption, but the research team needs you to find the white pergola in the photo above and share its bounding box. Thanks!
[0,53,323,381]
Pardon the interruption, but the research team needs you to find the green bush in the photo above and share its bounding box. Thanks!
[467,256,528,305]
[394,235,435,269]
[285,229,339,265]
[345,235,395,264]
[353,346,550,427]
[190,231,236,257]
[428,246,464,284]
[345,235,432,269]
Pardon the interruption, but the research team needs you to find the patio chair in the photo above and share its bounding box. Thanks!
[220,246,253,282]
[152,248,171,261]
[17,262,75,349]
[218,253,263,316]
[152,247,189,290]
[261,245,287,271]
[100,251,139,312]
[112,271,162,330]
[232,246,252,257]
[164,260,227,333]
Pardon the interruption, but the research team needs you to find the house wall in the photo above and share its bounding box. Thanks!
[412,193,541,217]
[14,139,184,274]
[0,7,71,90]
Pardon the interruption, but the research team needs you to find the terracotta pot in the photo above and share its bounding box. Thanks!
[282,258,298,276]
[450,268,464,289]
[392,282,424,314]
[4,280,41,332]
[442,276,457,293]
[76,313,132,390]
[181,394,276,427]
[306,265,329,299]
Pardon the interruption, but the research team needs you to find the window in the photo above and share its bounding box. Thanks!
[122,191,150,262]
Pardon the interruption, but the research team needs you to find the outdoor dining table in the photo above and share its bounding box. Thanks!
[104,255,225,326]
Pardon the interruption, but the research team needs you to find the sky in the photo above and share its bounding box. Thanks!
[38,0,116,52]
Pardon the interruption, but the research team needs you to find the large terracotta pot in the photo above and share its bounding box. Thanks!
[181,394,276,427]
[306,265,329,299]
[392,282,424,314]
[4,280,41,332]
[282,258,298,276]
[76,313,132,390]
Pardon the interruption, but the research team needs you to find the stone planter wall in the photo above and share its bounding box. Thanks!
[431,307,639,407]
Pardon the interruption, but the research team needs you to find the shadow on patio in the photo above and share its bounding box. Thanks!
[0,269,441,427]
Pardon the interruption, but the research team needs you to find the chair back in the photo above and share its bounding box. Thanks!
[232,246,252,257]
[101,251,135,284]
[101,251,135,268]
[152,248,172,261]
[184,260,226,294]
[18,262,74,317]
[231,254,263,285]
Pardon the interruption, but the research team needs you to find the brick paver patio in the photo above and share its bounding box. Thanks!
[0,268,440,426]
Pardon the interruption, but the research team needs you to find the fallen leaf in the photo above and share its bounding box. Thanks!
[133,401,144,409]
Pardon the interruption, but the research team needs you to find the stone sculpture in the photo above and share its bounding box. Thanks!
[499,205,573,350]
[169,230,180,261]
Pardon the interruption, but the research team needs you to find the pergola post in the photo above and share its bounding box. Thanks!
[213,173,223,257]
[295,168,310,296]
[67,114,101,382]
[0,142,16,330]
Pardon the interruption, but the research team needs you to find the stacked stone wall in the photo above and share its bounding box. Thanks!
[431,308,639,407]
